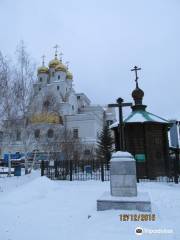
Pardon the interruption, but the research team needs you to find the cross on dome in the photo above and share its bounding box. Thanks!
[59,52,63,62]
[41,55,45,66]
[66,61,69,69]
[53,44,59,58]
[131,66,141,88]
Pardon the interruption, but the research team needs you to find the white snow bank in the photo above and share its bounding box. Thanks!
[0,170,40,195]
[0,177,179,240]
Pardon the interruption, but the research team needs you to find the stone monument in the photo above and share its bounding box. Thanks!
[97,151,151,211]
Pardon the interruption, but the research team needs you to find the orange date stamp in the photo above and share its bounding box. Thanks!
[119,214,156,221]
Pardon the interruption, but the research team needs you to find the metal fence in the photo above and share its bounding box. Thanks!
[41,159,110,181]
[41,152,179,183]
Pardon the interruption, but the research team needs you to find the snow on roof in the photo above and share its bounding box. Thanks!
[125,110,169,123]
[111,151,134,162]
[109,121,118,128]
[109,110,170,128]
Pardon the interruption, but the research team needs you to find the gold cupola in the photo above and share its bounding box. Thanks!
[55,52,67,72]
[66,70,73,80]
[65,61,73,80]
[48,57,60,68]
[49,45,61,68]
[38,55,49,74]
[37,66,49,74]
[55,60,67,72]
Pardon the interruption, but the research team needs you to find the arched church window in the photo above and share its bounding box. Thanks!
[58,75,60,80]
[34,129,40,138]
[16,130,21,141]
[57,86,60,90]
[47,129,54,138]
[40,77,43,82]
[73,128,78,139]
[0,131,3,142]
[39,87,41,91]
[43,100,50,111]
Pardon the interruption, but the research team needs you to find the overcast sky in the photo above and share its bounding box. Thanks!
[0,0,180,119]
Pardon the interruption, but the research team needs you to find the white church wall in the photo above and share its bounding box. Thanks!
[66,113,103,144]
[38,73,49,85]
[55,70,66,82]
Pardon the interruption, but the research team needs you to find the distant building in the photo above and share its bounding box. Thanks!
[0,51,116,155]
[169,120,180,148]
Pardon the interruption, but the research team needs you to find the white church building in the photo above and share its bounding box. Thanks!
[0,50,116,156]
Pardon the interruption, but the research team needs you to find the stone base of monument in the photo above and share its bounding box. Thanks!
[97,191,151,212]
[97,151,151,212]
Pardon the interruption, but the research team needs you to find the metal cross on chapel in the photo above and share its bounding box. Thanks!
[108,98,132,151]
[131,66,141,88]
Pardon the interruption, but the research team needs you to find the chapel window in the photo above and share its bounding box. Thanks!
[34,129,40,139]
[58,75,60,80]
[16,130,21,141]
[57,86,60,90]
[40,77,43,82]
[73,129,79,139]
[0,131,3,142]
[43,100,50,111]
[47,129,54,138]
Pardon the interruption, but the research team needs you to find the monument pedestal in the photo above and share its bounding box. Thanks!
[97,191,151,212]
[97,151,151,212]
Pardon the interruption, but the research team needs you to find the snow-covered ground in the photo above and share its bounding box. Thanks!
[0,172,180,240]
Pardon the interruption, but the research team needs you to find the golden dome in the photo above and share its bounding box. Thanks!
[66,70,73,80]
[55,62,67,72]
[37,66,49,74]
[48,58,60,68]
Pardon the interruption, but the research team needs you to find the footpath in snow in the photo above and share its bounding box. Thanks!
[0,173,180,240]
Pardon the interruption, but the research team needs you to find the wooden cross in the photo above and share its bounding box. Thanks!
[131,66,141,88]
[108,98,132,151]
[41,55,45,66]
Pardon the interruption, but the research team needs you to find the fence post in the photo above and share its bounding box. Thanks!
[41,160,44,176]
[136,161,139,183]
[55,160,58,179]
[70,160,73,181]
[8,153,11,177]
[174,149,179,184]
[101,160,104,182]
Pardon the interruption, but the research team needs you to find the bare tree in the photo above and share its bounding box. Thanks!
[13,40,36,117]
[0,41,36,173]
[13,41,36,173]
[0,52,16,123]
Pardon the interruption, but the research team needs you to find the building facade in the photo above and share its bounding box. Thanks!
[0,52,116,156]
